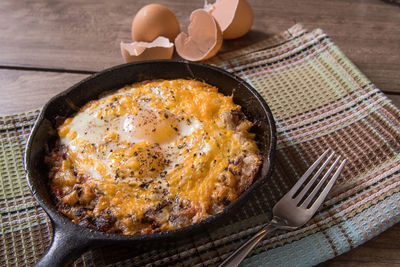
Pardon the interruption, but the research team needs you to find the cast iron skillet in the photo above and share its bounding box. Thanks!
[24,60,276,267]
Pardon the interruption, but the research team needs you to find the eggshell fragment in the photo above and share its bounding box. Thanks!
[206,0,253,40]
[132,4,180,42]
[174,9,223,61]
[120,36,174,63]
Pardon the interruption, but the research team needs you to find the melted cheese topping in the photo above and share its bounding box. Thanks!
[51,79,260,234]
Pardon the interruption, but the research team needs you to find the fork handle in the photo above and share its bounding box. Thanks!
[218,223,276,267]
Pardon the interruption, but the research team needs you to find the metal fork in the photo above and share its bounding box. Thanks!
[219,149,346,267]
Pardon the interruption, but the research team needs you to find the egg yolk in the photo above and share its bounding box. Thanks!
[123,108,180,144]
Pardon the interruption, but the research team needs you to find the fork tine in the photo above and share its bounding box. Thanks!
[300,155,342,208]
[306,158,346,210]
[293,151,335,202]
[287,149,331,198]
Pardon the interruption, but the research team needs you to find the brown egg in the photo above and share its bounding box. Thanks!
[206,0,253,40]
[131,4,180,42]
[174,9,223,61]
[120,36,174,63]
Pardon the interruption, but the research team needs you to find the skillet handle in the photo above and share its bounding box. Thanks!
[35,223,97,267]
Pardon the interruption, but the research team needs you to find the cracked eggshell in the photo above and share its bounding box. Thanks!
[131,4,180,42]
[174,9,223,61]
[121,36,174,63]
[206,0,253,40]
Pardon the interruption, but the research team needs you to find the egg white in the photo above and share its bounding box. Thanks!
[61,88,203,182]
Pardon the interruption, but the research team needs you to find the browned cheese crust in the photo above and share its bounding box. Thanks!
[46,80,262,235]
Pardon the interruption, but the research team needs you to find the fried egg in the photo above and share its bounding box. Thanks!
[61,96,201,181]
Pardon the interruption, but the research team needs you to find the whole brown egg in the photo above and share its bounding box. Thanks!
[131,4,180,43]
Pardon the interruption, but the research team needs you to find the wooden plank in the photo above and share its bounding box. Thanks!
[387,93,400,109]
[0,69,88,115]
[0,0,399,93]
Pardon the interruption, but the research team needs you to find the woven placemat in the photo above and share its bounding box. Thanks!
[1,24,399,266]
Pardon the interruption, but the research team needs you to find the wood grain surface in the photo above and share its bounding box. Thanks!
[0,0,399,92]
[0,69,89,114]
[0,0,399,266]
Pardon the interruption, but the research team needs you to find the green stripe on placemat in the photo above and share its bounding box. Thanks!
[1,24,399,266]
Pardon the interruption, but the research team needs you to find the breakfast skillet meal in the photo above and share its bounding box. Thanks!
[45,79,262,235]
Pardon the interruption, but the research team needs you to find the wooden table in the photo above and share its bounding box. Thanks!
[0,0,399,265]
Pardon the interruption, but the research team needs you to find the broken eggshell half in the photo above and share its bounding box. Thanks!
[205,0,253,40]
[120,36,174,63]
[174,9,223,61]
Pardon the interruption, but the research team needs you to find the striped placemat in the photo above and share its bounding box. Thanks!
[1,24,399,266]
